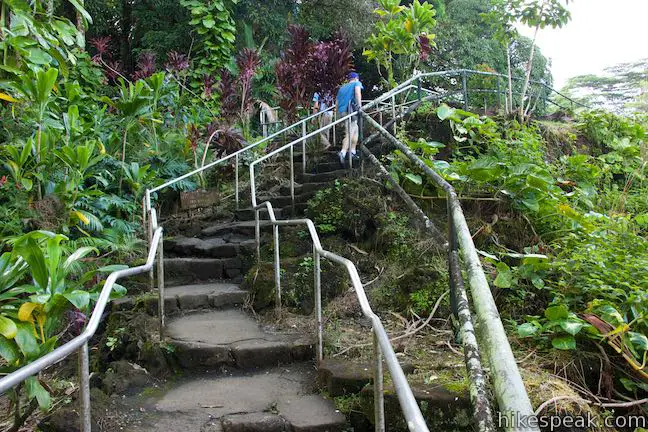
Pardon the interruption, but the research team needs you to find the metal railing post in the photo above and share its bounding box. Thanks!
[373,330,385,432]
[497,77,502,111]
[391,95,397,135]
[235,153,240,210]
[332,109,337,147]
[147,212,154,292]
[314,246,323,362]
[447,198,459,321]
[79,343,91,432]
[273,223,281,313]
[302,120,307,174]
[462,71,469,111]
[417,77,422,102]
[157,234,165,339]
[290,143,295,214]
[346,114,351,169]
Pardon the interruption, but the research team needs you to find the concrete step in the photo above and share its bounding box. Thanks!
[257,191,316,208]
[128,363,346,432]
[164,257,245,284]
[202,220,271,238]
[307,161,344,174]
[279,182,330,196]
[299,169,348,184]
[166,235,256,259]
[166,310,314,370]
[112,283,247,315]
[235,207,285,222]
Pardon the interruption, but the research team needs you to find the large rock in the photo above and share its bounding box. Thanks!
[102,360,154,395]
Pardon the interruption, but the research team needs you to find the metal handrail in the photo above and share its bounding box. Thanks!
[251,199,429,431]
[145,105,337,212]
[360,111,539,432]
[0,210,165,431]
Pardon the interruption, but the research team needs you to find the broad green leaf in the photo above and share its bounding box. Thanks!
[0,316,18,339]
[202,17,216,28]
[628,332,648,352]
[494,262,513,288]
[67,0,93,24]
[15,324,39,358]
[520,196,539,212]
[0,335,20,364]
[63,290,90,310]
[62,247,98,273]
[405,173,423,185]
[545,304,569,322]
[26,376,52,411]
[551,335,576,350]
[559,321,584,336]
[437,104,455,121]
[20,178,33,191]
[36,68,59,105]
[26,48,53,65]
[517,323,538,338]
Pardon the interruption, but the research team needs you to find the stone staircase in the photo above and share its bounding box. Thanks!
[124,150,352,431]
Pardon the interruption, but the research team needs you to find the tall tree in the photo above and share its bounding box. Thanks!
[560,59,648,115]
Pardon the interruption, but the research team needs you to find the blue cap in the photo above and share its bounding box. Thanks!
[348,72,359,80]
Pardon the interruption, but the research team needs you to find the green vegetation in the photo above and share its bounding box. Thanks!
[392,103,647,396]
[1,0,646,428]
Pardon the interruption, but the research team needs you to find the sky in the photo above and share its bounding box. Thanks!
[517,0,648,89]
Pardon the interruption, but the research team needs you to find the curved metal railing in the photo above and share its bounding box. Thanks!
[0,209,165,431]
[251,201,429,431]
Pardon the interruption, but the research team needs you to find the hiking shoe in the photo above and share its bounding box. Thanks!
[338,152,346,168]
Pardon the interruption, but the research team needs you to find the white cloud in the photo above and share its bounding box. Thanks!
[517,0,648,88]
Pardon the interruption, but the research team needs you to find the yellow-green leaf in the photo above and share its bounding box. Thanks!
[18,302,40,322]
[0,92,19,103]
[0,317,18,339]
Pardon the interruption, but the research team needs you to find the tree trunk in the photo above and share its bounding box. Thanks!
[120,0,133,75]
[506,42,513,114]
[519,23,540,119]
[76,0,86,48]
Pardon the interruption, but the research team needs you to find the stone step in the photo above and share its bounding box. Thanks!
[112,283,247,315]
[235,207,285,222]
[166,235,256,259]
[317,358,415,397]
[299,169,348,184]
[166,310,315,370]
[280,202,309,216]
[279,181,330,196]
[164,257,245,284]
[128,363,346,432]
[257,191,316,208]
[202,220,272,238]
[307,161,344,174]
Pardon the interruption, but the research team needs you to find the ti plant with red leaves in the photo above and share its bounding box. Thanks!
[133,52,157,81]
[308,32,353,110]
[275,25,315,122]
[236,48,261,136]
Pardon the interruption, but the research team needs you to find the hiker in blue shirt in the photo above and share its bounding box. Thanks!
[312,92,333,150]
[336,72,364,166]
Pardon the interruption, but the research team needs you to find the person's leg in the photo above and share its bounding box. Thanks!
[349,119,359,154]
[339,115,351,166]
[320,113,332,149]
